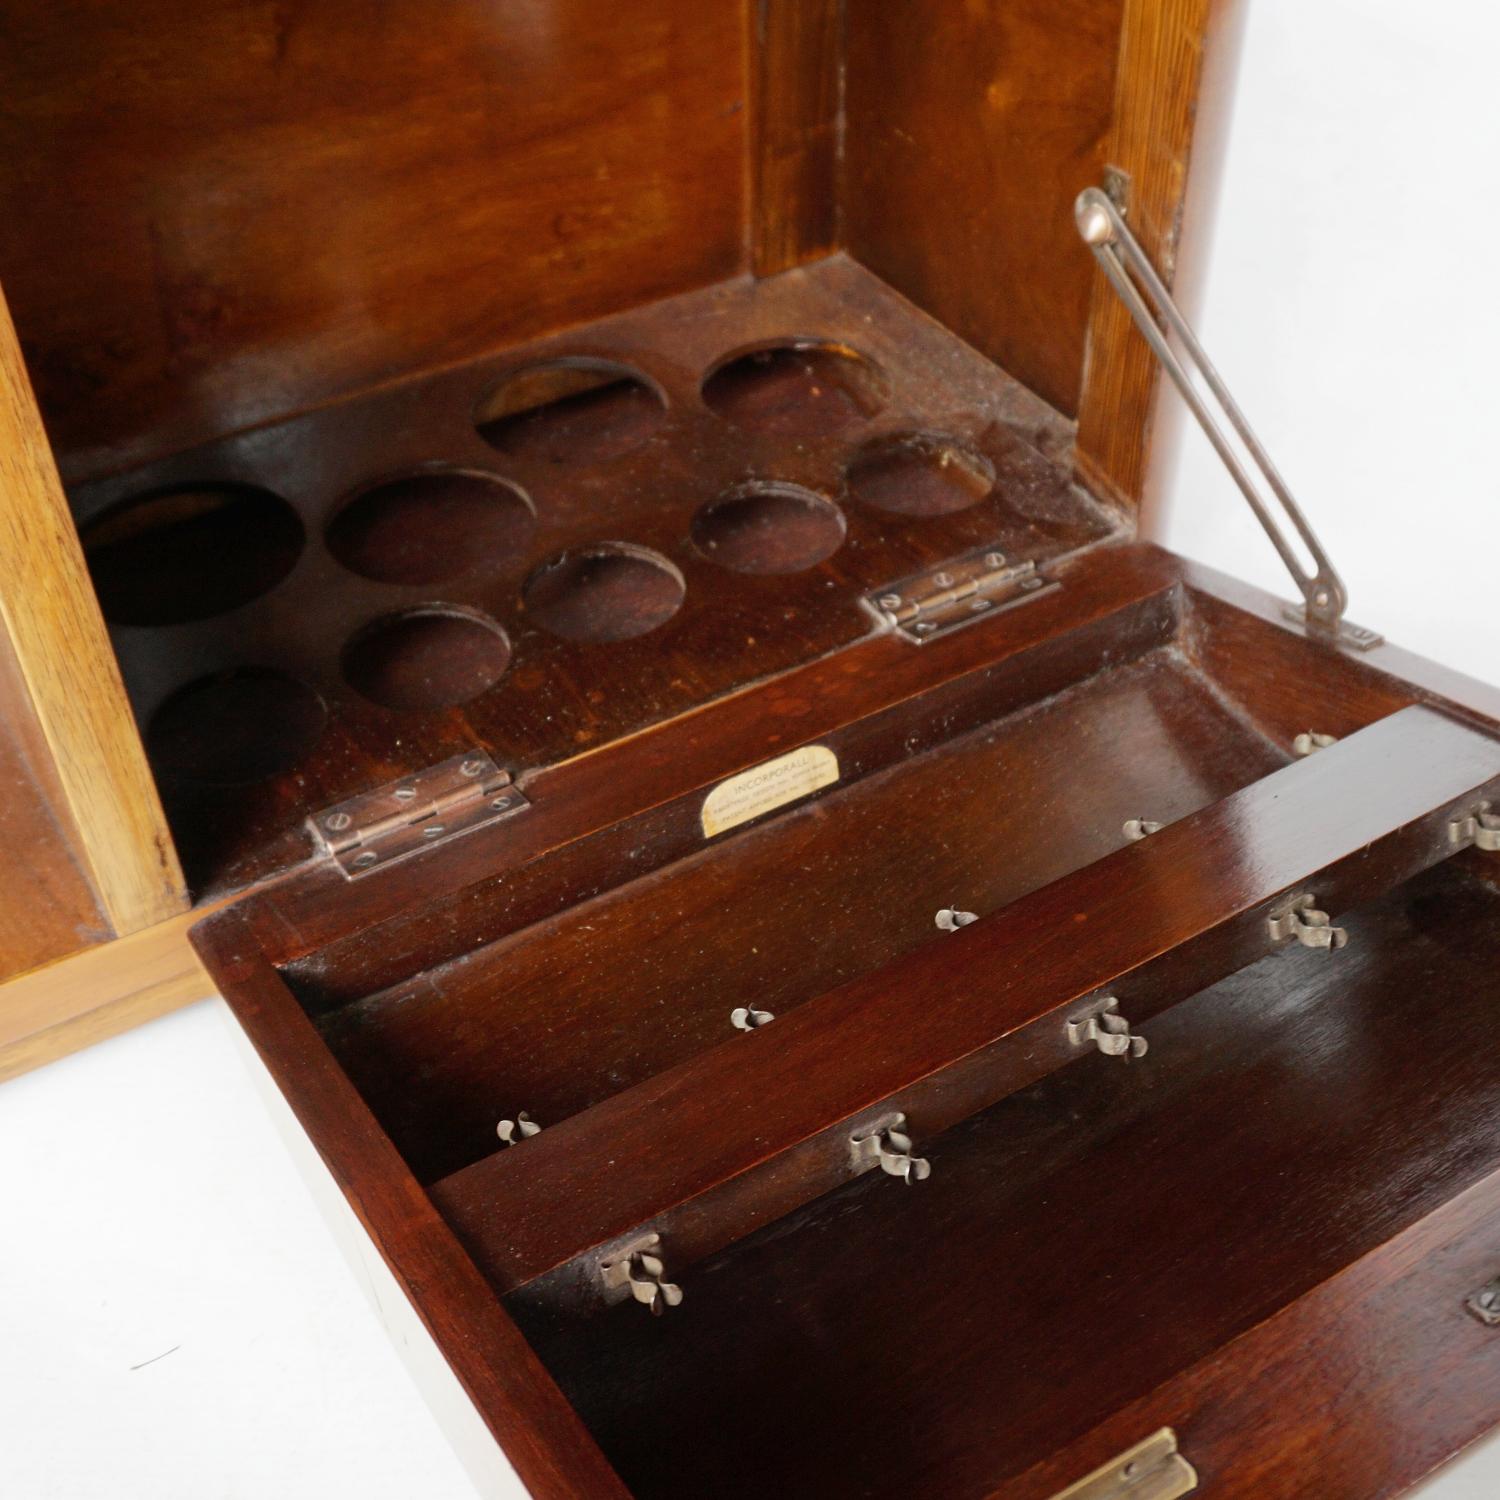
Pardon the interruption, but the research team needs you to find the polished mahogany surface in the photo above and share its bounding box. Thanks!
[319,644,1283,1185]
[69,257,1114,895]
[845,0,1124,415]
[514,863,1500,1500]
[430,704,1500,1299]
[197,567,1500,1500]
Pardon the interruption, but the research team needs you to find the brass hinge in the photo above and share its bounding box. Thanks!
[309,750,529,878]
[1047,1429,1198,1500]
[868,546,1058,643]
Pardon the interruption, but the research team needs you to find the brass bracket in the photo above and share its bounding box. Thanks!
[1047,1429,1198,1500]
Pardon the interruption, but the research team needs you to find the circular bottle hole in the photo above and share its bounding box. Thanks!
[82,483,304,626]
[326,468,534,585]
[147,668,326,786]
[691,482,846,575]
[342,608,513,711]
[475,359,667,465]
[845,433,996,517]
[522,543,685,643]
[701,341,888,438]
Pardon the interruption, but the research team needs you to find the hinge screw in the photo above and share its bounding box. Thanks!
[351,849,378,869]
[325,812,352,832]
[461,759,486,776]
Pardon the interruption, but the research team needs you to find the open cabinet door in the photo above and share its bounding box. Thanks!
[0,284,186,979]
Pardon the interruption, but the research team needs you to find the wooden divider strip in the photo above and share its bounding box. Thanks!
[430,705,1500,1307]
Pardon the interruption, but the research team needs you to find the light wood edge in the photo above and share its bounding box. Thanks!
[1074,0,1245,509]
[0,905,214,1084]
[0,282,187,936]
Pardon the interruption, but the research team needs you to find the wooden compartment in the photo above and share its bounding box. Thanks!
[2,1,1497,1497]
[199,569,1500,1497]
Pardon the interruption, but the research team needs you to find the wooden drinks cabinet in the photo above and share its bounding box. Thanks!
[3,2,1500,1496]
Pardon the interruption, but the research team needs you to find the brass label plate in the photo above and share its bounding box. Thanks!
[701,745,839,839]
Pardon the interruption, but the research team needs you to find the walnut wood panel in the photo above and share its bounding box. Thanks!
[513,864,1500,1499]
[194,911,632,1500]
[751,0,843,275]
[1074,0,1242,506]
[72,258,1106,896]
[842,0,1125,417]
[318,647,1283,1185]
[430,705,1500,1302]
[0,0,750,481]
[1004,1162,1500,1500]
[0,285,185,966]
[270,547,1185,981]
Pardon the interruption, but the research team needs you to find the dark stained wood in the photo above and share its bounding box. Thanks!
[193,910,632,1500]
[269,546,1186,974]
[842,0,1124,417]
[0,0,750,482]
[1074,0,1243,507]
[1007,1163,1500,1500]
[317,646,1283,1185]
[751,0,843,275]
[429,705,1500,1301]
[72,257,1110,897]
[511,865,1500,1499]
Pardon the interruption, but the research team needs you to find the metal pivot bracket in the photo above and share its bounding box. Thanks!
[1067,996,1148,1059]
[598,1234,684,1316]
[1450,802,1500,853]
[849,1113,931,1184]
[1075,183,1380,653]
[310,751,529,877]
[1267,892,1349,951]
[1047,1429,1198,1500]
[868,547,1058,644]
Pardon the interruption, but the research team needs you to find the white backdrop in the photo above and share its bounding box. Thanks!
[1155,0,1500,688]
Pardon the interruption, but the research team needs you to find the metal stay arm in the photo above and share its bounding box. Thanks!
[1075,186,1372,648]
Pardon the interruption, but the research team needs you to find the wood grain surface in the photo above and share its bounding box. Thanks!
[0,0,750,481]
[0,284,185,967]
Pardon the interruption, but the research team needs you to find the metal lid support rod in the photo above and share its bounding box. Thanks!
[1075,186,1379,651]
